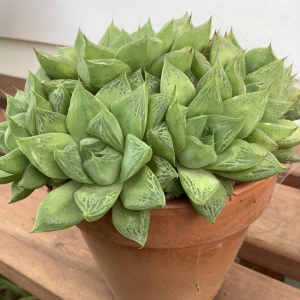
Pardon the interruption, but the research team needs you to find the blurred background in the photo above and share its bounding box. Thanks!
[0,0,299,82]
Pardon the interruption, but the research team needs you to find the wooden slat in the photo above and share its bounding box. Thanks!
[215,263,300,300]
[1,184,300,300]
[238,183,300,281]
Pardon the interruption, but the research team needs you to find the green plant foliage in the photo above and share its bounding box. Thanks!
[1,15,299,245]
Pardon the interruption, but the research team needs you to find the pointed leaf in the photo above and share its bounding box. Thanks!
[32,181,83,232]
[161,59,196,106]
[177,165,220,205]
[5,93,28,117]
[191,51,211,80]
[155,19,174,54]
[77,58,131,92]
[178,136,217,169]
[79,138,106,161]
[145,71,160,94]
[75,181,123,221]
[223,89,269,139]
[279,126,300,148]
[66,81,103,143]
[148,47,194,77]
[35,107,69,134]
[86,107,124,152]
[112,199,150,247]
[48,86,71,115]
[245,59,284,99]
[147,122,175,166]
[187,77,223,118]
[272,147,300,163]
[127,69,145,90]
[111,83,148,140]
[196,61,232,100]
[115,35,163,72]
[244,128,278,152]
[206,115,244,153]
[146,93,170,132]
[0,148,29,174]
[83,147,123,185]
[191,183,227,223]
[54,144,94,184]
[16,133,75,179]
[205,139,267,171]
[186,115,208,139]
[213,144,285,181]
[171,18,211,51]
[34,49,78,79]
[0,170,22,184]
[95,73,132,110]
[121,165,165,210]
[120,134,152,182]
[245,46,277,74]
[18,163,49,189]
[9,182,34,203]
[165,97,186,155]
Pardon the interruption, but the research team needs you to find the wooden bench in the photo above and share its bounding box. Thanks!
[1,184,300,300]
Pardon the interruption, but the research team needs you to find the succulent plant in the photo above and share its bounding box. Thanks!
[1,14,300,246]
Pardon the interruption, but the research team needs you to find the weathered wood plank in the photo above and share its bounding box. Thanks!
[215,263,300,300]
[1,183,300,300]
[238,183,300,281]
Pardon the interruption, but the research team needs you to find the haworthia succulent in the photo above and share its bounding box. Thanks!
[111,83,148,140]
[213,144,285,181]
[191,183,228,223]
[244,128,278,152]
[196,61,232,100]
[35,107,69,134]
[178,135,217,169]
[83,147,123,185]
[115,35,163,72]
[18,163,49,190]
[0,170,22,184]
[57,46,78,66]
[185,115,208,140]
[177,165,220,206]
[5,93,28,117]
[204,139,267,171]
[223,89,269,139]
[121,166,165,210]
[145,72,160,94]
[147,122,175,166]
[148,155,178,189]
[95,73,132,110]
[34,50,78,79]
[171,18,211,51]
[77,58,131,92]
[278,126,300,148]
[16,133,75,179]
[32,181,84,232]
[74,181,123,221]
[161,59,196,106]
[98,21,122,47]
[165,97,186,155]
[66,81,103,143]
[191,51,211,81]
[79,138,106,162]
[54,143,94,184]
[86,107,125,152]
[9,182,34,204]
[48,86,71,115]
[127,69,145,90]
[187,77,223,118]
[206,115,244,154]
[0,148,29,174]
[272,147,300,163]
[112,198,150,247]
[120,134,152,182]
[147,47,194,77]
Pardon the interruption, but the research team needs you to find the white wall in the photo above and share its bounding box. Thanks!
[0,0,299,80]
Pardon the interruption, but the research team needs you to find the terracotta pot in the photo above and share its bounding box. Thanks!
[77,175,277,300]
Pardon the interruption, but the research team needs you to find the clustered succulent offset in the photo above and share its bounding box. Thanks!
[1,15,300,246]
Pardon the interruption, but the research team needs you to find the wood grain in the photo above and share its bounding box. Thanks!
[238,183,300,281]
[1,183,300,300]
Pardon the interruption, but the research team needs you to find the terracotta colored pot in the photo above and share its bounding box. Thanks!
[77,175,277,300]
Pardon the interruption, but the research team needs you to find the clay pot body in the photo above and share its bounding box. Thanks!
[77,176,277,300]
